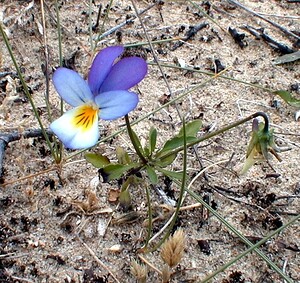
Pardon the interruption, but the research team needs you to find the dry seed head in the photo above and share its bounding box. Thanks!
[131,260,147,283]
[160,229,185,268]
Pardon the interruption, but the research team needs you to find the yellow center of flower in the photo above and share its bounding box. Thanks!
[73,104,98,131]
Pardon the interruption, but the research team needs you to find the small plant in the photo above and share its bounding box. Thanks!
[1,2,297,281]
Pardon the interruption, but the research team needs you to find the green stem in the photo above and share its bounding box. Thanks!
[89,0,94,51]
[55,0,64,162]
[125,115,148,164]
[55,0,63,67]
[147,62,273,93]
[259,111,269,133]
[157,112,270,161]
[201,213,300,282]
[142,184,153,251]
[186,188,295,283]
[149,118,188,252]
[124,37,180,48]
[0,22,57,161]
[188,0,225,32]
[94,0,114,49]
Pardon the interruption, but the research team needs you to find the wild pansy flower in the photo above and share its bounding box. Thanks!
[50,46,147,149]
[240,119,281,174]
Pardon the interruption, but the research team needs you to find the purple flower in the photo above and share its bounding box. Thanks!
[50,46,147,149]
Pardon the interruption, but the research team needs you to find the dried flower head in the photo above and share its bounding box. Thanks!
[131,260,147,283]
[160,229,185,268]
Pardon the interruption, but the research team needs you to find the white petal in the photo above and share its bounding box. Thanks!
[50,105,99,149]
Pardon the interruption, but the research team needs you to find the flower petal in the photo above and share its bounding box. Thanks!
[100,57,148,92]
[88,46,124,95]
[50,105,99,149]
[95,90,139,120]
[53,68,93,107]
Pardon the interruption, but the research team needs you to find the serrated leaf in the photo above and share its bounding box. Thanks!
[157,168,183,180]
[85,153,110,168]
[178,119,202,137]
[102,163,137,181]
[274,90,300,108]
[149,127,157,154]
[273,50,300,65]
[116,146,131,165]
[159,136,198,154]
[146,165,158,185]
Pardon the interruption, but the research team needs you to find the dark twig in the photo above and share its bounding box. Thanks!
[0,71,15,79]
[228,0,300,41]
[170,22,208,51]
[92,4,102,31]
[228,27,247,48]
[95,1,158,42]
[260,31,295,54]
[0,129,53,178]
[243,26,295,54]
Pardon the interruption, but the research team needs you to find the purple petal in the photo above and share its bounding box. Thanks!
[53,68,93,107]
[88,46,124,95]
[95,90,139,120]
[100,57,147,92]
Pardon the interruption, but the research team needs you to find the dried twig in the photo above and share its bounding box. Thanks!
[10,276,34,283]
[0,129,53,179]
[78,237,121,283]
[138,254,162,275]
[228,0,300,41]
[170,22,208,51]
[95,1,158,42]
[243,26,295,54]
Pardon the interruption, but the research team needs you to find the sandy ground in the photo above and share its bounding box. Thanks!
[0,0,299,282]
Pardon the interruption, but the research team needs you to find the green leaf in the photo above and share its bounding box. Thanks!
[156,153,177,167]
[274,90,300,108]
[149,127,157,154]
[159,136,198,154]
[119,189,132,210]
[85,153,110,168]
[178,119,202,137]
[144,146,150,157]
[146,165,158,185]
[157,168,183,180]
[102,163,137,181]
[273,50,300,65]
[131,127,145,156]
[116,146,131,165]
